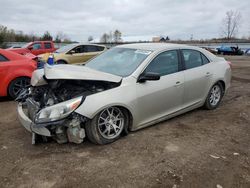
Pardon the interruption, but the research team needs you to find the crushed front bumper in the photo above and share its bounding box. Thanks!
[17,103,51,137]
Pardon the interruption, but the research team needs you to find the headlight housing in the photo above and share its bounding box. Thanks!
[35,96,83,123]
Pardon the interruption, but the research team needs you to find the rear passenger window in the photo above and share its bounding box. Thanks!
[0,54,8,62]
[97,46,105,51]
[44,43,52,49]
[145,50,179,76]
[182,50,202,69]
[201,53,210,64]
[84,45,98,52]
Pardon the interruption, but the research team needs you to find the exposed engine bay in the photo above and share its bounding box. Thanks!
[18,78,120,144]
[30,79,119,107]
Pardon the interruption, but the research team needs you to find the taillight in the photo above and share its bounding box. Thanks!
[227,61,232,68]
[33,56,38,62]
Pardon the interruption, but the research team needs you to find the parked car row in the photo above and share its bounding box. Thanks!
[0,42,107,98]
[8,41,57,56]
[38,43,106,64]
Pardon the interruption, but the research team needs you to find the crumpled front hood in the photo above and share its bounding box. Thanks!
[31,64,122,86]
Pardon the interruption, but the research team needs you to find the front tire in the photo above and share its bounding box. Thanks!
[204,83,224,110]
[85,107,128,145]
[8,77,30,99]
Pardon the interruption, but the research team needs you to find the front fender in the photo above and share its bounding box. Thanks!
[75,79,137,122]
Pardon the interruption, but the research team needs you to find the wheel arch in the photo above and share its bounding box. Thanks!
[217,80,225,92]
[56,59,68,64]
[212,80,226,96]
[80,104,134,133]
[115,105,134,133]
[7,76,31,96]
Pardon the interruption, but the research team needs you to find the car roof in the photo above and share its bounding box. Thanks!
[73,43,106,47]
[116,43,218,62]
[116,43,197,51]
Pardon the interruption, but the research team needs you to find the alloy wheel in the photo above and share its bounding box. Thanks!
[12,78,30,97]
[209,85,221,106]
[98,107,124,139]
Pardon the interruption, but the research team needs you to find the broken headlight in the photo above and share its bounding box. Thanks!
[35,96,83,123]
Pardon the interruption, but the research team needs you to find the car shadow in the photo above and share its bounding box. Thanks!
[0,96,13,102]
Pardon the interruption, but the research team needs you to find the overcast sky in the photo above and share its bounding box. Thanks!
[0,0,249,42]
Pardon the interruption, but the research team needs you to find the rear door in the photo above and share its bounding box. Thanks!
[44,42,54,53]
[82,45,104,62]
[135,50,184,127]
[181,49,213,108]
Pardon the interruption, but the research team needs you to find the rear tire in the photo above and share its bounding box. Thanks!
[85,107,129,145]
[8,77,30,99]
[204,83,224,110]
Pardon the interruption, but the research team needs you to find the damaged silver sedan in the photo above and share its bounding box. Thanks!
[17,43,231,145]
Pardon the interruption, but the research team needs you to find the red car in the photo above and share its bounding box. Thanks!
[0,49,37,99]
[8,41,56,56]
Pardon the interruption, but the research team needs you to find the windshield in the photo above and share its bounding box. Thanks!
[85,48,152,77]
[55,44,77,53]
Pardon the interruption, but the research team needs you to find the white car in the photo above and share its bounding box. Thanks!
[17,43,231,145]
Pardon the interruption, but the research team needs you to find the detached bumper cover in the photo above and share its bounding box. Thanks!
[17,104,51,137]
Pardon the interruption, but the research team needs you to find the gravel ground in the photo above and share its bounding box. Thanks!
[0,56,249,188]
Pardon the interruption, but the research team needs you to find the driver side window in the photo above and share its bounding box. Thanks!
[32,43,42,50]
[0,54,9,62]
[72,45,84,53]
[145,50,179,76]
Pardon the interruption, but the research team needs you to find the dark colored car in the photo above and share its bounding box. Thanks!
[217,46,244,55]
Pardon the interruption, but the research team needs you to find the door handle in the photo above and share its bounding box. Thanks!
[205,72,211,77]
[175,81,182,87]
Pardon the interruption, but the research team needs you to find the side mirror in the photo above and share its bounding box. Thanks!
[137,72,161,83]
[28,46,33,50]
[68,50,76,54]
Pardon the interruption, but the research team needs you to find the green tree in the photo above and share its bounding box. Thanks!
[55,35,61,43]
[41,31,53,41]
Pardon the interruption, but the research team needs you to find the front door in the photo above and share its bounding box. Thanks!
[67,45,86,64]
[30,42,43,55]
[135,50,184,128]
